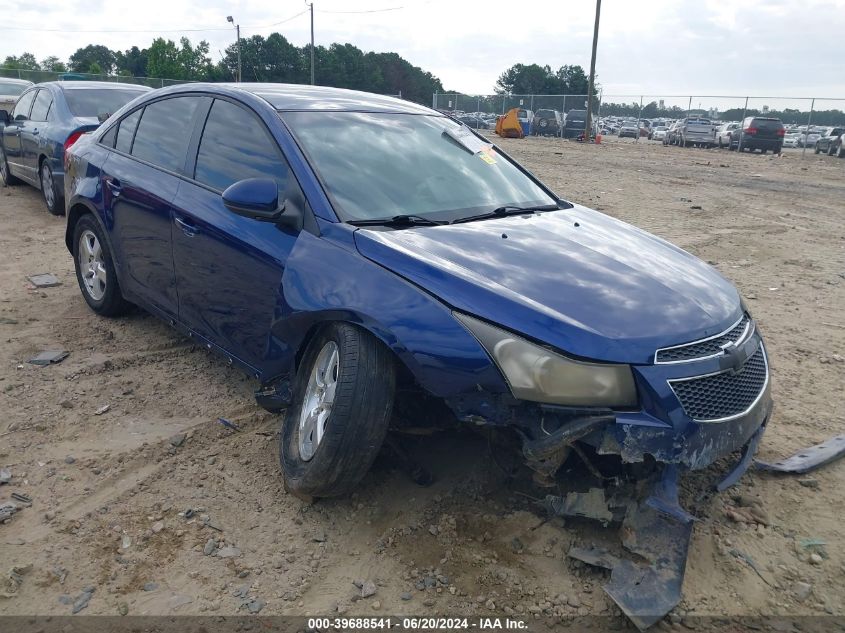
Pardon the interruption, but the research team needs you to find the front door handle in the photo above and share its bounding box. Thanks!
[174,216,198,237]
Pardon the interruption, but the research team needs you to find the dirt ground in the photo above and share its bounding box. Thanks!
[1,136,843,629]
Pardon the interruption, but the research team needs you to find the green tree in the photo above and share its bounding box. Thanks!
[2,53,40,70]
[40,56,67,72]
[69,45,116,74]
[115,46,148,77]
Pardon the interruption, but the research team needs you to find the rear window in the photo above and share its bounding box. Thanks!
[567,110,586,120]
[752,118,782,128]
[63,88,148,118]
[0,81,29,96]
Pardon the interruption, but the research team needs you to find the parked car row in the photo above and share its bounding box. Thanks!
[0,81,773,502]
[0,81,152,213]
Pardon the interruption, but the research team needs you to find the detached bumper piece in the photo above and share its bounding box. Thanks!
[754,434,845,474]
[566,465,693,631]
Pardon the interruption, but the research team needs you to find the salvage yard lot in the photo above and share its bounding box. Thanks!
[1,137,843,625]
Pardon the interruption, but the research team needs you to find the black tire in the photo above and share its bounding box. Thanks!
[39,160,63,215]
[838,144,845,158]
[828,145,835,156]
[718,138,724,149]
[72,214,132,316]
[0,145,21,186]
[814,143,820,155]
[281,323,395,498]
[760,149,767,155]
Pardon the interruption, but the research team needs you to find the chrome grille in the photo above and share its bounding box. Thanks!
[656,315,752,364]
[669,347,768,422]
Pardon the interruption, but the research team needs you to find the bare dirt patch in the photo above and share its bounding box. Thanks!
[1,138,843,626]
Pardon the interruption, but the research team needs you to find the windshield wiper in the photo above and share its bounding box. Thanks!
[451,204,561,224]
[348,214,448,227]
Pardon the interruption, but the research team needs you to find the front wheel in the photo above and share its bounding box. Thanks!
[814,144,820,154]
[838,144,845,158]
[40,161,63,215]
[281,323,396,498]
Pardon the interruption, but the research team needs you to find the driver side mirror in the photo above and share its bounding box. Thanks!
[0,110,9,126]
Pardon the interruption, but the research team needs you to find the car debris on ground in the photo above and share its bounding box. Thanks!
[27,350,68,366]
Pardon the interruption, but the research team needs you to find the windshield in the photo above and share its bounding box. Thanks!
[63,88,147,118]
[0,81,29,96]
[282,112,556,223]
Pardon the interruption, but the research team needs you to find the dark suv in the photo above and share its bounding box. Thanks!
[532,109,562,136]
[563,109,587,138]
[734,116,785,154]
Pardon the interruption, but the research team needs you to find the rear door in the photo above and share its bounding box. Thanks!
[2,88,36,177]
[102,95,209,319]
[171,97,305,368]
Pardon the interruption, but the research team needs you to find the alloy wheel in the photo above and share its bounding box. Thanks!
[78,229,107,301]
[41,164,55,209]
[298,341,339,461]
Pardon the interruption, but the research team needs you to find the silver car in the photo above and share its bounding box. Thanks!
[0,78,34,114]
[716,122,739,149]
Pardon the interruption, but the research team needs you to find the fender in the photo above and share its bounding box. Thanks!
[259,224,509,405]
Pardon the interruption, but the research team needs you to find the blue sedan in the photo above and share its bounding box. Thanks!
[0,81,150,213]
[63,83,772,498]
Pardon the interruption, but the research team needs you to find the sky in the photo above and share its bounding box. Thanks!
[2,0,845,110]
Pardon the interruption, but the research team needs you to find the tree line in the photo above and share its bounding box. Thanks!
[1,34,445,104]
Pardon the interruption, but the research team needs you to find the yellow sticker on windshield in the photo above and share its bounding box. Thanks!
[478,151,496,165]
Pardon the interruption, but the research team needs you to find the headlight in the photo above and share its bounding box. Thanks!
[455,313,637,407]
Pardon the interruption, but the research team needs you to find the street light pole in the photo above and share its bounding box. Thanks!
[584,0,601,143]
[308,2,315,85]
[226,15,241,82]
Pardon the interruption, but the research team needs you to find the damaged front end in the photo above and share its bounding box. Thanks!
[442,315,781,628]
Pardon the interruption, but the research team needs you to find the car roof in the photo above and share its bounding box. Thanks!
[0,78,34,86]
[47,81,153,92]
[160,82,432,114]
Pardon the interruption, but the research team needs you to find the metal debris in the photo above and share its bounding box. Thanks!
[28,350,69,366]
[0,468,10,485]
[10,492,31,506]
[728,548,773,585]
[0,503,18,523]
[26,273,61,288]
[565,465,694,631]
[94,404,111,416]
[217,417,241,432]
[754,434,845,474]
[540,488,618,523]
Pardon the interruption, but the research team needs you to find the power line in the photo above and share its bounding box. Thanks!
[318,5,404,13]
[0,9,309,34]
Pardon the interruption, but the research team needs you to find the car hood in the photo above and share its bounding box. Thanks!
[353,205,742,364]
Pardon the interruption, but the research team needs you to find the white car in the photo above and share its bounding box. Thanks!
[782,133,801,148]
[0,78,34,114]
[652,126,669,141]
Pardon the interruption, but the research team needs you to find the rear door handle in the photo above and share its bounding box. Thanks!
[105,178,122,197]
[174,215,198,237]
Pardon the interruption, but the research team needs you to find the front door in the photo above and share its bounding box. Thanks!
[170,97,303,370]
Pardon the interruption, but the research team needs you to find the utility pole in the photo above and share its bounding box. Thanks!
[226,15,241,82]
[584,0,601,143]
[308,2,315,85]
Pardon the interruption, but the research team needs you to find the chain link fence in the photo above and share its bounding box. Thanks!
[0,67,193,88]
[432,92,845,150]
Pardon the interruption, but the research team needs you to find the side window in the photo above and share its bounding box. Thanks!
[13,90,36,121]
[131,97,204,172]
[115,109,143,154]
[100,125,117,148]
[194,99,289,192]
[29,90,53,122]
